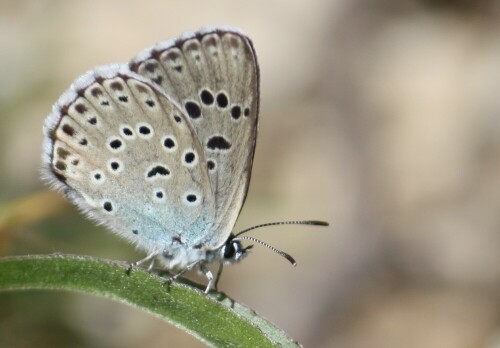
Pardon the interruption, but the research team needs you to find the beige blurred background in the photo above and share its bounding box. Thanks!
[1,1,500,347]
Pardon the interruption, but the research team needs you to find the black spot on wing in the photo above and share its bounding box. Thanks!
[185,101,201,119]
[62,124,75,136]
[103,201,113,212]
[216,92,228,108]
[147,165,170,178]
[206,136,231,151]
[75,104,87,114]
[200,89,214,105]
[109,139,122,149]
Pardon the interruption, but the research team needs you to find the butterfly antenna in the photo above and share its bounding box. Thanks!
[233,235,297,266]
[233,220,329,266]
[234,220,329,237]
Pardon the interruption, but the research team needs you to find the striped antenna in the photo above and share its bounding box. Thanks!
[232,220,329,266]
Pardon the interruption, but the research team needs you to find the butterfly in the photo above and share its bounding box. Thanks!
[42,26,328,293]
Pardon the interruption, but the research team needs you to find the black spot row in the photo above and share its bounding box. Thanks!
[186,194,197,202]
[198,89,229,109]
[196,89,249,120]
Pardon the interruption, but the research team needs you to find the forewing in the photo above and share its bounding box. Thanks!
[130,27,259,248]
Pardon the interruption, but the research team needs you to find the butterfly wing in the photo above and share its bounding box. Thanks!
[130,27,260,249]
[42,65,216,253]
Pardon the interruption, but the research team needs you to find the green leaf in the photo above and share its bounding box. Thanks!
[0,254,300,347]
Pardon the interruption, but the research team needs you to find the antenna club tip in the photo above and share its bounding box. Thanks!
[284,254,297,266]
[308,220,329,226]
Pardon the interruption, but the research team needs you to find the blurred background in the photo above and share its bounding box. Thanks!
[1,0,500,347]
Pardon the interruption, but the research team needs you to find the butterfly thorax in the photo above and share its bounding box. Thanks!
[156,233,248,270]
[158,244,217,270]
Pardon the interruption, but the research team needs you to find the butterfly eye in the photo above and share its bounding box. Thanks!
[223,242,236,259]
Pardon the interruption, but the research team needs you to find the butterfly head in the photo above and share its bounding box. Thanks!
[222,220,330,266]
[220,234,253,264]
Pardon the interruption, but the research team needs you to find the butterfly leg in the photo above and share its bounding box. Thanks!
[199,264,214,294]
[127,252,157,273]
[146,258,157,273]
[165,261,199,285]
[214,262,224,291]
